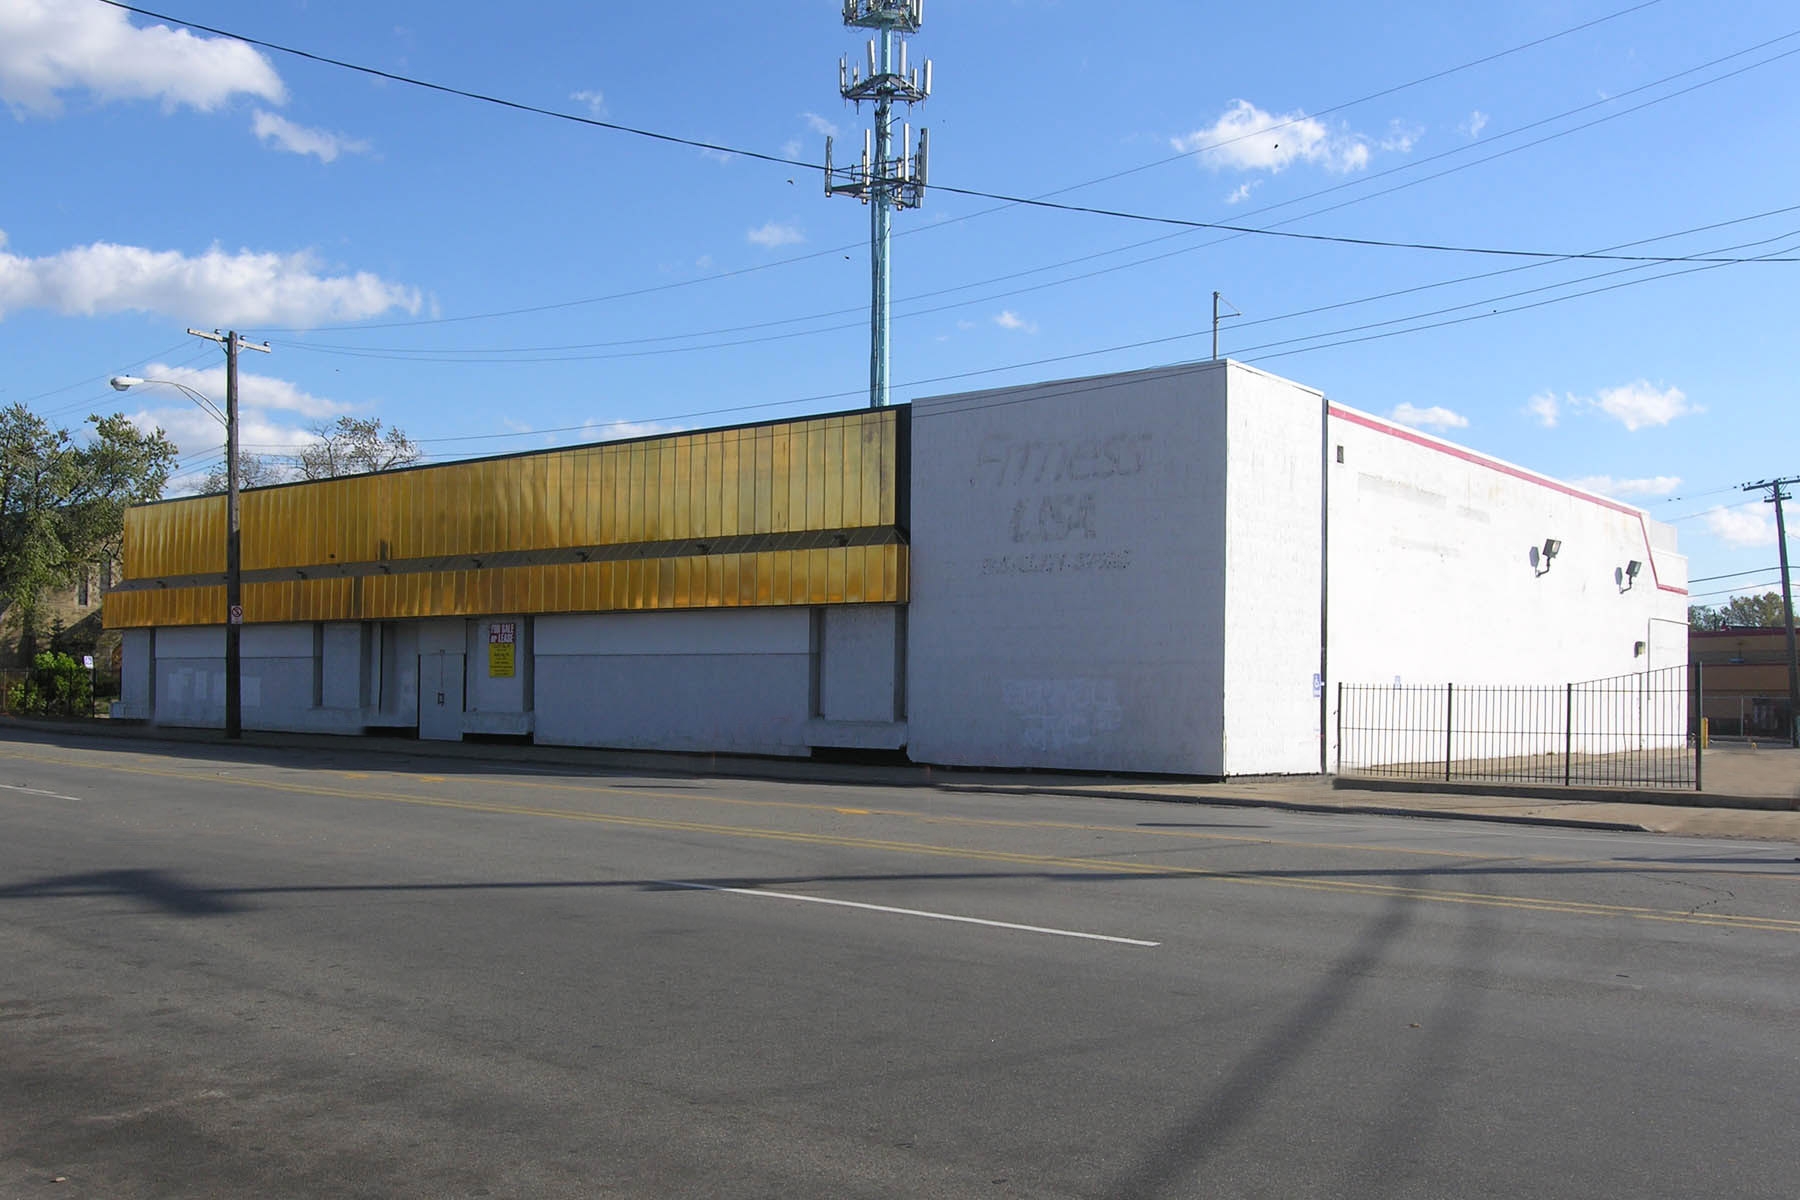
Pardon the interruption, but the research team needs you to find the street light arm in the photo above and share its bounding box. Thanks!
[108,375,227,426]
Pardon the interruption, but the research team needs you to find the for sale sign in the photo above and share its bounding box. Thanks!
[488,621,516,678]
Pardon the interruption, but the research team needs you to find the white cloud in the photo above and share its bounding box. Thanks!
[1526,382,1697,432]
[801,112,839,137]
[125,360,346,422]
[125,366,344,493]
[1224,182,1258,205]
[1461,110,1489,138]
[570,89,606,117]
[0,0,285,115]
[1568,475,1681,499]
[1389,403,1468,431]
[700,147,737,165]
[994,310,1038,334]
[1381,120,1423,153]
[1173,99,1370,174]
[0,230,421,326]
[251,110,370,163]
[694,254,714,271]
[746,221,804,248]
[781,138,802,158]
[1589,381,1695,431]
[1705,504,1776,547]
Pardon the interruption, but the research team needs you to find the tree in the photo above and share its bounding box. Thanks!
[299,416,420,480]
[0,404,177,639]
[1689,591,1793,630]
[201,452,287,494]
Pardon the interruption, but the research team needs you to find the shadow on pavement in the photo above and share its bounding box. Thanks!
[0,868,246,916]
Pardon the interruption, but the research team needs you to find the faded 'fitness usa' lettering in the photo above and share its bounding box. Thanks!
[973,433,1152,489]
[1010,493,1098,543]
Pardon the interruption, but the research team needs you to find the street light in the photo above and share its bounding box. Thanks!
[109,326,269,739]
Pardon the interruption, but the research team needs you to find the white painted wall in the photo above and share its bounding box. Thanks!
[820,605,901,723]
[1324,403,1689,768]
[534,608,812,756]
[1220,366,1326,776]
[321,623,366,711]
[117,628,153,719]
[463,616,533,735]
[907,364,1231,774]
[151,625,225,727]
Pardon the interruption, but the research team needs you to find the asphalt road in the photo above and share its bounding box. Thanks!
[2,729,1797,1199]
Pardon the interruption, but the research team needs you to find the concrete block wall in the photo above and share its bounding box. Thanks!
[906,364,1234,774]
[533,609,813,756]
[1220,366,1327,776]
[1324,403,1689,768]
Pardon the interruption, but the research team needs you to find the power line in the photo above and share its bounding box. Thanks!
[95,1,1800,270]
[250,0,1676,337]
[1689,565,1795,584]
[318,221,1793,457]
[1688,578,1788,599]
[273,200,1800,366]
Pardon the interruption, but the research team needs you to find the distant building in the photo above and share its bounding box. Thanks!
[107,361,1688,776]
[1691,627,1795,737]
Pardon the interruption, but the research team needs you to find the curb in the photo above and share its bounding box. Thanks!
[3,716,1655,834]
[939,783,1652,833]
[1333,774,1799,813]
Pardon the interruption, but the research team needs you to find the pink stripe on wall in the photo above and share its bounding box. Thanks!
[1327,405,1687,595]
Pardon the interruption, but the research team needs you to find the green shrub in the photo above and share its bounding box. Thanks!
[15,652,93,717]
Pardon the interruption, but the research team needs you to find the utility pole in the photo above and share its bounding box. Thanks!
[825,0,931,409]
[1742,476,1800,747]
[189,328,270,739]
[1211,291,1240,361]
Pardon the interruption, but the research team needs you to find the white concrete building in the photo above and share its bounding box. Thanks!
[110,361,1687,777]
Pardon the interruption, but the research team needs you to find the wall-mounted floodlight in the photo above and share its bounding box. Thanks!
[1535,537,1561,576]
[1620,559,1643,592]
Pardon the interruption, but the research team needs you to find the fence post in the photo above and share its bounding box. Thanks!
[1334,681,1343,775]
[1694,662,1703,792]
[1444,683,1454,782]
[1564,682,1573,787]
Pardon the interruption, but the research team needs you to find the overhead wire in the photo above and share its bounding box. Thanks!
[266,30,1800,366]
[241,0,1676,336]
[95,1,1797,269]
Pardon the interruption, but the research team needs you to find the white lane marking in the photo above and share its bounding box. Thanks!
[0,782,84,802]
[657,880,1159,947]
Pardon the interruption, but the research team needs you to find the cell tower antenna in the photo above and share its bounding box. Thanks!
[825,0,932,408]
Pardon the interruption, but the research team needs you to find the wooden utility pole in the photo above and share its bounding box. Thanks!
[1742,477,1799,747]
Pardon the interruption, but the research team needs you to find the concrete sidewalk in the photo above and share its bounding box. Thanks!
[4,716,1799,843]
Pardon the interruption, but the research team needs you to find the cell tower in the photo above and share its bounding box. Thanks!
[825,0,932,409]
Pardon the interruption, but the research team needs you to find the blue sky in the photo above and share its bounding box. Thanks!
[4,0,1797,603]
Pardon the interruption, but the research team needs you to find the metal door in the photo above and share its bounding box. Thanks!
[418,651,465,741]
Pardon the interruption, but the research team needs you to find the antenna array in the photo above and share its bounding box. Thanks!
[824,0,933,408]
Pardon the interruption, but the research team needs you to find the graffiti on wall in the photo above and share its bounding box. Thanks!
[1002,678,1125,751]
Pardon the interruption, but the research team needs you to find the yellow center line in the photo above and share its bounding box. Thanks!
[3,746,1798,935]
[19,743,1787,879]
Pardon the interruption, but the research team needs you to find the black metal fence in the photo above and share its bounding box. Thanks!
[1337,664,1700,790]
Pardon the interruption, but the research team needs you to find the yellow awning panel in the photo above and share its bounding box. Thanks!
[108,408,908,628]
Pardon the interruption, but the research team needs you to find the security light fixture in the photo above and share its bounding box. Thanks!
[1542,538,1562,561]
[1535,537,1561,576]
[1625,559,1642,578]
